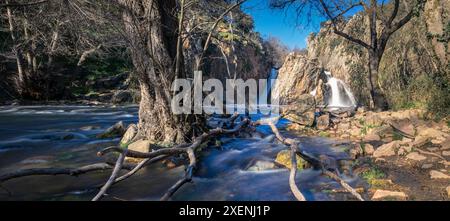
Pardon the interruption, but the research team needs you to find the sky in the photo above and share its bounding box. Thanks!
[242,0,326,49]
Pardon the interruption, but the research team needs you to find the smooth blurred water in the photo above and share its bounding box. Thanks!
[0,105,362,201]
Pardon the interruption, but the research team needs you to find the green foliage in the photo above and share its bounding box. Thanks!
[362,167,386,185]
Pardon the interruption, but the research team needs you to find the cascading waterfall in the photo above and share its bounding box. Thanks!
[324,71,357,108]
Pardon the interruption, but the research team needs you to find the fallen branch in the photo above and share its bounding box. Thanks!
[92,149,128,201]
[0,163,115,183]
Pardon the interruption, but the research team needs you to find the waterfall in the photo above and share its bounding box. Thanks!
[324,71,356,108]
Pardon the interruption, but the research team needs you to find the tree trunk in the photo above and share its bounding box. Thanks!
[119,0,197,144]
[5,3,25,88]
[367,51,387,110]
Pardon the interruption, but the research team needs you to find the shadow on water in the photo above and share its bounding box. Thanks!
[0,106,361,201]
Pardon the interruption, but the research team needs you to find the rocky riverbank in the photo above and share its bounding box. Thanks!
[286,108,450,200]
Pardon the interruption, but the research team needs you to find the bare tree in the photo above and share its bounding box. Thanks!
[270,0,426,109]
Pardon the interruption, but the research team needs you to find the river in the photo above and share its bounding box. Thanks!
[0,105,363,201]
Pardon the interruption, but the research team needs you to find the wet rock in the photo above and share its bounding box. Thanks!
[247,161,276,171]
[275,150,304,170]
[364,143,375,155]
[373,141,400,158]
[80,125,101,131]
[406,152,427,161]
[430,170,450,179]
[316,114,330,130]
[97,121,126,139]
[371,190,408,201]
[120,124,138,145]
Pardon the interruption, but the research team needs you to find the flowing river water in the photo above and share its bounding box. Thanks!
[0,105,364,201]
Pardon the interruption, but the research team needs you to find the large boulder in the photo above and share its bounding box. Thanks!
[275,150,304,170]
[282,94,316,126]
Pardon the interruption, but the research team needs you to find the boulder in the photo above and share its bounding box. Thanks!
[316,114,330,130]
[446,186,450,198]
[371,190,408,201]
[389,119,415,137]
[120,124,138,145]
[373,141,400,158]
[275,150,304,170]
[128,139,153,153]
[365,114,384,127]
[406,152,427,161]
[97,121,126,139]
[430,170,450,179]
[442,151,450,156]
[247,161,276,171]
[283,94,316,126]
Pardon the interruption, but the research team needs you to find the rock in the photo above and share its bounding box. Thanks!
[365,114,384,127]
[442,151,450,156]
[316,114,330,130]
[416,127,448,141]
[446,186,450,198]
[165,161,177,169]
[406,152,427,161]
[127,139,153,153]
[275,150,304,170]
[112,90,134,104]
[247,161,276,171]
[371,190,408,201]
[430,170,450,179]
[283,94,316,126]
[364,143,375,155]
[412,138,431,150]
[389,119,415,137]
[421,164,433,169]
[363,133,381,142]
[97,121,126,139]
[440,137,450,150]
[120,124,138,145]
[373,141,400,158]
[80,125,100,131]
[349,144,363,159]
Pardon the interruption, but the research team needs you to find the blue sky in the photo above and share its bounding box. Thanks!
[242,0,325,49]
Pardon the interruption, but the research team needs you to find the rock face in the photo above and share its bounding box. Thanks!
[275,0,449,107]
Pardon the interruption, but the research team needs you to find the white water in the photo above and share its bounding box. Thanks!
[324,71,356,108]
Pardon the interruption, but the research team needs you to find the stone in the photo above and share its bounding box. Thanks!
[406,152,427,161]
[364,143,375,155]
[128,139,153,153]
[430,170,450,179]
[421,164,433,169]
[446,186,450,198]
[247,161,276,171]
[364,133,381,142]
[411,136,431,148]
[275,150,304,170]
[112,90,134,104]
[373,141,400,158]
[442,151,450,157]
[365,114,384,127]
[120,124,138,145]
[389,119,415,137]
[441,138,450,150]
[316,114,330,130]
[97,121,126,139]
[282,94,316,126]
[371,190,408,201]
[416,127,448,141]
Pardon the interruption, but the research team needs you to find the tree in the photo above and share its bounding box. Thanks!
[263,36,290,69]
[270,0,426,109]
